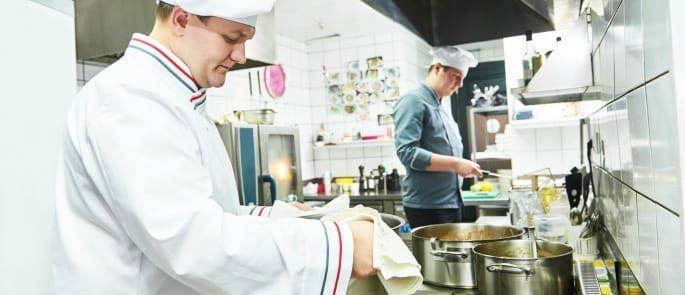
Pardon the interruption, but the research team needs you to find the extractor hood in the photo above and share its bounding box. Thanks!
[361,0,583,46]
[75,0,275,70]
[510,16,600,105]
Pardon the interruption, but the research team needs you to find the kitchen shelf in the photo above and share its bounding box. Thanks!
[470,105,509,114]
[473,151,511,160]
[508,116,583,129]
[510,85,601,105]
[313,139,395,150]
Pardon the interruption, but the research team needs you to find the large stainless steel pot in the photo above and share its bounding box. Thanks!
[412,223,525,288]
[473,239,573,295]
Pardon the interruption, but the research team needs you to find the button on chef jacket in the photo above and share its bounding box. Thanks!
[52,33,353,294]
[392,83,465,209]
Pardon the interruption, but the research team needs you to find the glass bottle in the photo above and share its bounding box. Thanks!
[522,30,542,86]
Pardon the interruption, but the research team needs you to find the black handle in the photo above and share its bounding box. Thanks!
[261,174,277,204]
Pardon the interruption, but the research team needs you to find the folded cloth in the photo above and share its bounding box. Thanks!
[269,195,350,220]
[322,207,423,295]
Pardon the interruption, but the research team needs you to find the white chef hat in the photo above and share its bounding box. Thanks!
[429,46,478,76]
[157,0,275,27]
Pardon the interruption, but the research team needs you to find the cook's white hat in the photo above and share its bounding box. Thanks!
[157,0,275,27]
[429,46,478,76]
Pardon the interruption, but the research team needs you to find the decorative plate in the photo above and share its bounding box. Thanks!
[264,64,286,98]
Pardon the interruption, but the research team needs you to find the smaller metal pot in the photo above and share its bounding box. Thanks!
[411,223,525,288]
[473,239,574,295]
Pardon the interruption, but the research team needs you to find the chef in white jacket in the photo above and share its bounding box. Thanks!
[52,0,375,294]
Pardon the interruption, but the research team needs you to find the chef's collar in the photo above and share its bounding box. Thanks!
[420,83,442,107]
[126,33,208,111]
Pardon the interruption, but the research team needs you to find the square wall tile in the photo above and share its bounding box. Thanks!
[329,148,346,160]
[646,74,681,213]
[561,126,581,151]
[511,151,537,176]
[636,195,660,294]
[626,87,653,195]
[511,129,537,152]
[330,159,347,177]
[535,128,562,151]
[537,151,565,175]
[314,148,329,161]
[657,208,681,295]
[301,160,314,180]
[314,160,330,178]
[346,147,364,159]
[323,38,340,51]
[621,186,641,276]
[364,146,382,158]
[642,0,672,80]
[561,150,581,173]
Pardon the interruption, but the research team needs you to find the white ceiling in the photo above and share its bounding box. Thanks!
[274,0,398,42]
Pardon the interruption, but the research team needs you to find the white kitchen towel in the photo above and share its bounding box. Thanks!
[269,195,350,220]
[322,207,423,295]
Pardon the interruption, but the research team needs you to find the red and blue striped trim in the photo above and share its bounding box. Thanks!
[127,34,208,111]
[319,221,344,295]
[332,222,343,295]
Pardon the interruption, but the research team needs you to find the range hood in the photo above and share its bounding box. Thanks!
[75,0,275,70]
[510,17,599,104]
[361,0,583,46]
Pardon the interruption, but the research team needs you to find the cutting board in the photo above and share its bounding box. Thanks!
[462,189,500,199]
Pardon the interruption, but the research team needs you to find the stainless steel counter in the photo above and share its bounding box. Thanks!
[415,284,479,294]
[303,191,510,207]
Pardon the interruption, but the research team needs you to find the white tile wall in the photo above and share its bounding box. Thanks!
[206,35,317,179]
[637,194,660,295]
[306,26,432,179]
[646,73,682,214]
[656,208,681,294]
[588,0,683,292]
[510,126,581,175]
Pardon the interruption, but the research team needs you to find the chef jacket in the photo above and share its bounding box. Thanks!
[52,33,353,295]
[392,83,465,209]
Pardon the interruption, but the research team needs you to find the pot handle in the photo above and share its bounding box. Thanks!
[431,250,469,259]
[486,263,535,275]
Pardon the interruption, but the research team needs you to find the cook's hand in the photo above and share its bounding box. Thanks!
[347,220,376,279]
[454,158,483,178]
[288,202,312,211]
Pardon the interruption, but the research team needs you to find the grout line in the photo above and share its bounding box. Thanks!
[594,165,680,217]
[587,71,669,117]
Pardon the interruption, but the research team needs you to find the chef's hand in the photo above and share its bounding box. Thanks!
[454,158,483,178]
[347,220,377,279]
[288,202,312,211]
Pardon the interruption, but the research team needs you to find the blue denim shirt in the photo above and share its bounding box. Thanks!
[393,83,464,209]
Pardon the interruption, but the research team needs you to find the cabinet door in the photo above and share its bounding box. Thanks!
[643,0,672,79]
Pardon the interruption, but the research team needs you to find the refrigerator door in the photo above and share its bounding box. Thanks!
[236,126,261,206]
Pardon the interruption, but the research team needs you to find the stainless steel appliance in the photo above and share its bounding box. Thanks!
[411,223,525,288]
[216,123,302,206]
[473,239,573,295]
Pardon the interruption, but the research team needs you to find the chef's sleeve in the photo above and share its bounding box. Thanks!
[393,94,432,171]
[87,91,354,294]
[239,205,272,216]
